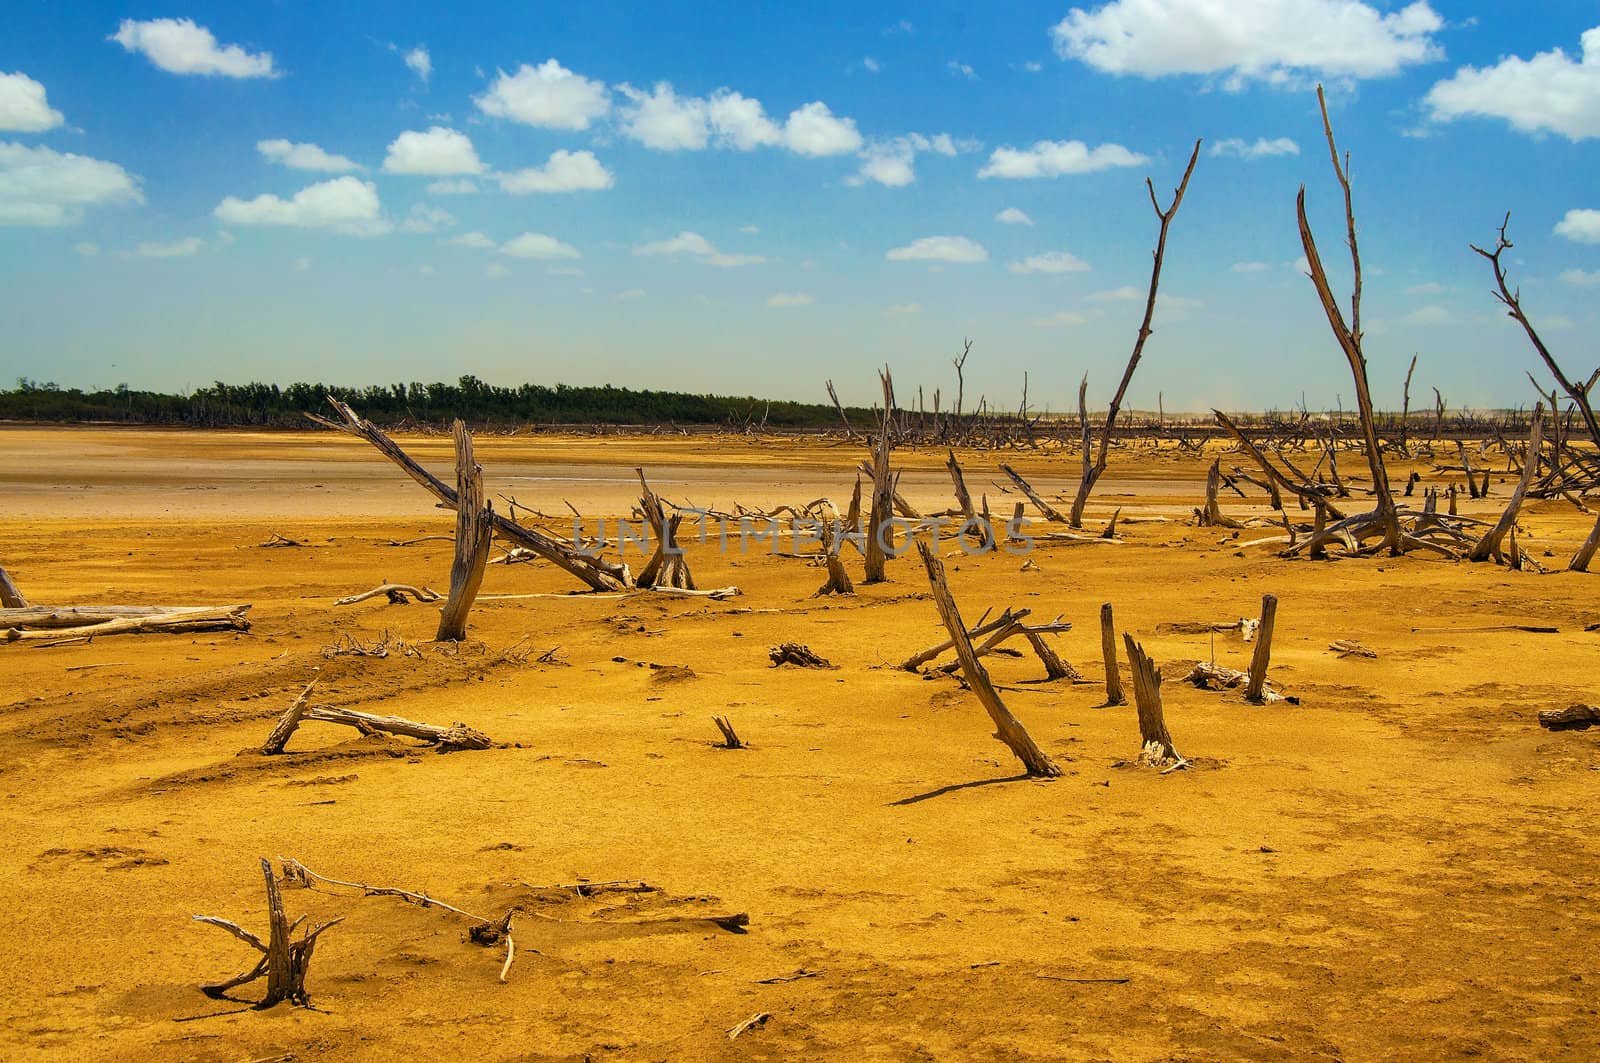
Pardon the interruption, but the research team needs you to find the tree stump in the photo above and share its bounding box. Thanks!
[1244,594,1278,703]
[436,420,493,642]
[1100,603,1127,706]
[193,858,343,1007]
[1122,634,1184,768]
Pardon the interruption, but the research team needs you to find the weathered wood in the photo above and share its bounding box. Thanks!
[1122,634,1183,768]
[1538,703,1600,730]
[813,512,855,597]
[1469,405,1543,564]
[2,605,250,642]
[436,421,494,641]
[0,604,228,628]
[0,566,25,609]
[1571,513,1600,572]
[901,608,1020,671]
[946,450,989,548]
[916,540,1061,777]
[273,704,492,751]
[1024,630,1080,681]
[1197,459,1245,528]
[712,715,744,749]
[635,469,695,590]
[1244,594,1278,703]
[317,399,629,591]
[864,370,896,583]
[999,463,1069,523]
[769,642,832,668]
[261,681,318,755]
[1100,602,1126,706]
[193,858,343,1007]
[334,584,442,606]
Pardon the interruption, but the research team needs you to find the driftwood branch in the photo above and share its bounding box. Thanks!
[436,420,494,641]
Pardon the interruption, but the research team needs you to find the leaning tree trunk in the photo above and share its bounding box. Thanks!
[1469,405,1543,564]
[863,368,896,583]
[436,420,493,642]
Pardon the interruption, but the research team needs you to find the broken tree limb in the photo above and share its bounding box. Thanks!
[1122,635,1185,769]
[315,399,630,592]
[260,681,318,755]
[1244,594,1278,703]
[0,566,25,609]
[334,584,443,606]
[712,716,745,749]
[2,605,251,643]
[1101,603,1126,706]
[265,701,490,753]
[999,463,1068,523]
[916,539,1061,777]
[769,642,832,668]
[1571,514,1600,573]
[1068,138,1202,528]
[900,608,1018,671]
[437,420,494,642]
[193,858,343,1007]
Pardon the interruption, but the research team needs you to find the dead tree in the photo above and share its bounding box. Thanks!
[915,539,1061,777]
[1100,603,1126,706]
[264,692,490,753]
[824,379,857,440]
[1000,463,1069,523]
[1244,594,1278,703]
[0,565,25,609]
[864,368,896,583]
[635,470,694,590]
[1122,635,1184,769]
[1571,514,1600,573]
[436,421,494,641]
[1399,353,1418,455]
[1469,405,1543,564]
[813,512,855,596]
[1196,458,1245,528]
[1068,139,1202,528]
[946,450,990,548]
[193,858,343,1006]
[314,400,629,592]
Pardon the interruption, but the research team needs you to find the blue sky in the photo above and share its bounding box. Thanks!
[2,2,1598,413]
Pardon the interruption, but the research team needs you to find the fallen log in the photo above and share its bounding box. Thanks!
[2,605,251,643]
[264,696,490,753]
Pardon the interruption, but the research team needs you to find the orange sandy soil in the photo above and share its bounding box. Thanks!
[1,425,1597,1062]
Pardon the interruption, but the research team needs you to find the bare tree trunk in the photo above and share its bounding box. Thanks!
[1400,353,1417,456]
[1122,635,1183,768]
[864,369,896,583]
[946,450,990,548]
[436,421,493,641]
[916,540,1061,777]
[1100,602,1126,706]
[1244,594,1278,703]
[1469,405,1543,563]
[1069,139,1203,528]
[1571,514,1600,572]
[0,565,25,609]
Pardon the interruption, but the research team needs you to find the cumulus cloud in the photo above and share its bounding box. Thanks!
[383,127,483,175]
[707,90,783,150]
[995,207,1034,226]
[1560,268,1600,287]
[0,142,142,226]
[849,133,960,187]
[1089,285,1143,302]
[500,232,580,259]
[1051,1,1442,86]
[449,231,494,248]
[783,101,862,156]
[947,60,977,80]
[1008,250,1090,274]
[257,139,359,172]
[1426,27,1600,140]
[1554,208,1600,243]
[496,149,614,194]
[979,139,1147,179]
[135,236,203,258]
[110,18,276,78]
[633,230,765,267]
[213,176,388,235]
[886,235,988,263]
[1210,136,1299,159]
[400,203,455,234]
[0,72,64,132]
[475,60,611,130]
[404,46,431,82]
[427,179,478,196]
[766,292,814,307]
[618,82,710,150]
[1402,304,1454,325]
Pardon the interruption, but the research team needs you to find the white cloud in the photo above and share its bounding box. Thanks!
[547,266,584,277]
[740,224,760,234]
[213,176,388,236]
[1033,310,1090,327]
[709,90,782,150]
[1210,136,1299,159]
[500,232,580,259]
[863,57,882,73]
[110,18,276,78]
[485,262,509,279]
[1089,285,1143,302]
[633,230,764,267]
[947,60,977,80]
[783,102,862,156]
[0,142,142,226]
[619,82,710,150]
[449,231,495,249]
[257,139,359,172]
[1554,208,1600,243]
[886,235,988,263]
[427,179,478,196]
[887,302,922,314]
[383,127,483,175]
[1023,61,1044,73]
[1231,261,1269,272]
[1560,268,1600,287]
[995,207,1034,226]
[135,236,203,257]
[1426,28,1600,140]
[1009,250,1090,274]
[496,149,614,193]
[849,133,960,187]
[1052,1,1443,85]
[0,72,64,132]
[767,292,814,307]
[979,139,1147,178]
[73,241,99,256]
[404,46,431,83]
[401,203,455,233]
[475,60,611,130]
[1402,304,1454,325]
[1406,281,1446,295]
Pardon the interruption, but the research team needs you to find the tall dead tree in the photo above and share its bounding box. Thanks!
[946,450,990,549]
[1469,404,1543,564]
[1399,354,1418,455]
[916,540,1062,777]
[864,368,896,583]
[1067,139,1202,528]
[436,421,493,642]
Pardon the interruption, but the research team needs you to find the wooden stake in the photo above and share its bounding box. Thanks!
[1100,603,1126,706]
[1244,594,1278,703]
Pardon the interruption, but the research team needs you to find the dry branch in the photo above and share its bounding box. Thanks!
[2,605,250,643]
[436,420,494,641]
[264,697,490,753]
[0,566,26,609]
[334,584,443,606]
[193,858,343,1007]
[712,716,744,749]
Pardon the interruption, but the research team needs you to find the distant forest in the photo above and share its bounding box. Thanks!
[0,376,876,430]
